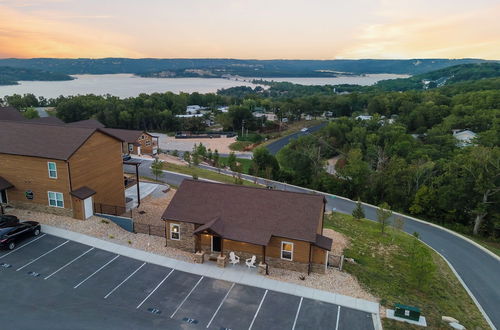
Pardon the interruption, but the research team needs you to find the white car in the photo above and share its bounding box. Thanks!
[300,127,309,132]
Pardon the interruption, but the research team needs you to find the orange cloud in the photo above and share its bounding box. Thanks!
[0,5,142,58]
[338,3,500,59]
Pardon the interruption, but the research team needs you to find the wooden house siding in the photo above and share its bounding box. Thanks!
[0,153,71,208]
[69,131,125,208]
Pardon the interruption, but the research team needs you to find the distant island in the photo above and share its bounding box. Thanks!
[0,66,73,86]
[0,58,495,82]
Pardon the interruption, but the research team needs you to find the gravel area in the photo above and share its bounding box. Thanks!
[323,228,350,255]
[6,208,194,263]
[158,154,187,166]
[162,135,240,154]
[133,186,176,226]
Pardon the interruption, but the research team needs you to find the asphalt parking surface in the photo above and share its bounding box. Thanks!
[0,233,375,330]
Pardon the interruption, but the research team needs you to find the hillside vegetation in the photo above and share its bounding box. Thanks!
[0,66,73,86]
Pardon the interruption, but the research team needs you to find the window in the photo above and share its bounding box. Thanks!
[170,223,180,240]
[48,162,57,178]
[128,144,134,152]
[48,191,64,208]
[145,140,151,146]
[281,241,294,261]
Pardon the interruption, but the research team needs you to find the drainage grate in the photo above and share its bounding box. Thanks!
[147,308,161,315]
[182,317,199,325]
[27,271,40,277]
[0,262,12,268]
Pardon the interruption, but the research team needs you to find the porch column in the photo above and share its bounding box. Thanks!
[135,164,141,207]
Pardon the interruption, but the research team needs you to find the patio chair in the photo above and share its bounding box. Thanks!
[229,252,240,266]
[245,255,256,268]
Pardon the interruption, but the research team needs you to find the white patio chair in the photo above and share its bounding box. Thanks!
[229,252,240,266]
[245,255,256,268]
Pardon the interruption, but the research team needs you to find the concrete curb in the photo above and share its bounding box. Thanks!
[40,224,380,317]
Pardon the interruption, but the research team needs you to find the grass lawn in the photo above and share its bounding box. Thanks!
[325,213,489,330]
[162,162,261,187]
[218,157,253,174]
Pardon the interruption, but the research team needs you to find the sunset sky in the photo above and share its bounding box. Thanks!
[0,0,499,59]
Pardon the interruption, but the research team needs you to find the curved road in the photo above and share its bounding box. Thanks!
[266,122,328,155]
[128,159,499,329]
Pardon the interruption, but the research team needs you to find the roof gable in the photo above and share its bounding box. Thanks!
[162,180,325,246]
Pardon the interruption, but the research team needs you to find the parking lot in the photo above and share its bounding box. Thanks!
[0,233,375,330]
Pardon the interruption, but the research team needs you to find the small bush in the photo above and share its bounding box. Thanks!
[101,219,109,224]
[128,240,132,245]
[109,235,114,239]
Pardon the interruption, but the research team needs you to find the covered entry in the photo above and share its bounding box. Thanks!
[70,186,96,220]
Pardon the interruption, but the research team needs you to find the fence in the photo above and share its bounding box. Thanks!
[134,223,165,237]
[328,254,344,270]
[93,203,131,218]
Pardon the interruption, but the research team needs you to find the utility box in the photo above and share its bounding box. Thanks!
[394,304,421,321]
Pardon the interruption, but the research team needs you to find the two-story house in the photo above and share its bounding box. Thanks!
[0,120,126,220]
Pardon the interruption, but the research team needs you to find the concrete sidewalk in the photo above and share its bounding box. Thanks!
[41,224,380,319]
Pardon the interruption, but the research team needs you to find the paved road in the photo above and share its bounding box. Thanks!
[266,122,328,155]
[128,159,500,329]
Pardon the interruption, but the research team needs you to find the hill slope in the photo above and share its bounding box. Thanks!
[0,58,491,77]
[0,66,73,86]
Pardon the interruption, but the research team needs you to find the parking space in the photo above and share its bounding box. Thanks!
[0,233,376,329]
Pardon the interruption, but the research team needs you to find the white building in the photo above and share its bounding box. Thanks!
[217,106,229,113]
[453,129,477,147]
[356,115,373,121]
[186,105,209,114]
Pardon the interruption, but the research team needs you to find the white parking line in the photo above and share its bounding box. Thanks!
[0,234,46,259]
[136,268,174,309]
[74,255,120,289]
[206,282,235,328]
[44,247,95,280]
[291,297,303,330]
[335,305,341,330]
[16,240,69,271]
[170,276,204,319]
[104,262,147,299]
[248,289,268,330]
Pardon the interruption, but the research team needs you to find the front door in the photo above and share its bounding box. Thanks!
[84,197,93,219]
[0,190,7,204]
[212,236,221,253]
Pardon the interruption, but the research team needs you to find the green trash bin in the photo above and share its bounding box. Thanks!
[394,303,421,321]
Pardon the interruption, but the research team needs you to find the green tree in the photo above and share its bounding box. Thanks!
[22,107,40,119]
[213,149,220,170]
[376,202,393,234]
[183,151,191,167]
[352,199,365,220]
[227,152,237,171]
[150,158,164,181]
[409,233,436,289]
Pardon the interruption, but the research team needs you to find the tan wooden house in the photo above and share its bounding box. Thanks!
[0,120,126,220]
[162,180,332,274]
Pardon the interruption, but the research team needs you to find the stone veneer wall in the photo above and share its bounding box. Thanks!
[266,256,326,274]
[9,201,73,218]
[166,222,196,252]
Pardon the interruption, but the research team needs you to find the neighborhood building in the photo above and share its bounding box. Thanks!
[67,119,159,156]
[0,120,127,220]
[452,129,477,147]
[186,105,209,114]
[161,180,332,274]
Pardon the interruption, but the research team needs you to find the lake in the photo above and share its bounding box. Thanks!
[0,73,409,98]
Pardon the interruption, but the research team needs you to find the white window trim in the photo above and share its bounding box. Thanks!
[280,241,294,261]
[48,191,64,208]
[170,223,180,240]
[47,162,57,179]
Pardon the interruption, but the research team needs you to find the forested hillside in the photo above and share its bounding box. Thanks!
[0,66,73,85]
[0,58,490,77]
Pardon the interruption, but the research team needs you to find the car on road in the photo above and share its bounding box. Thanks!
[0,221,41,250]
[0,215,19,227]
[300,127,309,132]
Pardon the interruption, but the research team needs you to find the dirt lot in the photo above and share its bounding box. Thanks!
[133,187,176,226]
[157,133,249,154]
